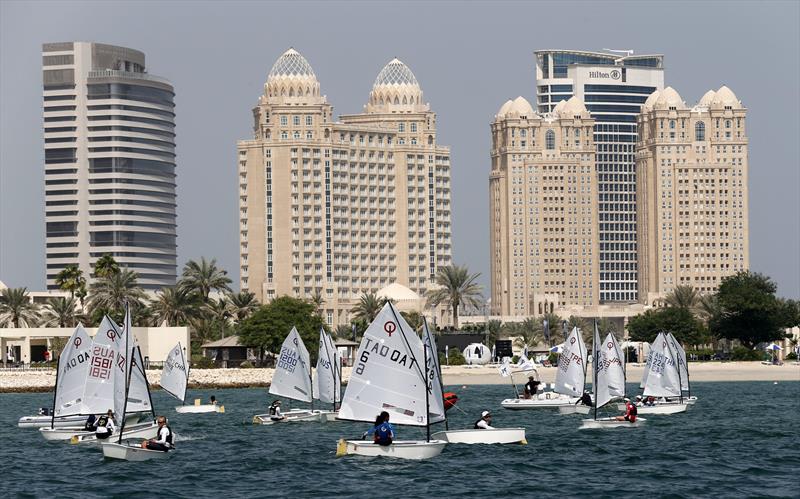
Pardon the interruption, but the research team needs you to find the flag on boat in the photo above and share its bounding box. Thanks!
[498,358,511,378]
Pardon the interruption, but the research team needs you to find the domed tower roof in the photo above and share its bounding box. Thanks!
[711,85,742,109]
[496,99,513,119]
[559,95,589,118]
[366,58,428,113]
[653,86,686,110]
[552,98,568,113]
[642,89,661,112]
[697,89,716,107]
[505,96,534,117]
[264,48,324,105]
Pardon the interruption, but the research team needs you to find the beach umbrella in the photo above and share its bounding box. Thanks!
[550,344,564,354]
[764,344,782,351]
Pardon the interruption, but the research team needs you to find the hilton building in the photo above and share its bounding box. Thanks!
[237,49,452,327]
[535,50,664,303]
[42,42,177,290]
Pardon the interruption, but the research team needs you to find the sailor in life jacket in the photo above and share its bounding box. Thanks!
[142,416,174,451]
[616,398,638,423]
[94,410,116,440]
[269,400,285,421]
[364,411,394,446]
[474,410,495,429]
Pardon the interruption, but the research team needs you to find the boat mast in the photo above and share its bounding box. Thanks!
[50,352,61,429]
[118,305,132,444]
[424,343,431,442]
[667,334,683,405]
[138,346,156,420]
[181,343,189,405]
[424,317,448,430]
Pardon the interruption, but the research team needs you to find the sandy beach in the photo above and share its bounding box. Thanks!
[1,361,797,393]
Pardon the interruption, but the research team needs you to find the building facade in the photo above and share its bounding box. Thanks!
[489,96,598,316]
[636,86,749,303]
[535,50,664,303]
[237,49,452,326]
[42,42,178,291]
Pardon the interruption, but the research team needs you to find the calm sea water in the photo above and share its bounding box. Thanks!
[2,381,798,498]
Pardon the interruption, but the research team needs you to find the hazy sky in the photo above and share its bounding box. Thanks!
[1,0,798,298]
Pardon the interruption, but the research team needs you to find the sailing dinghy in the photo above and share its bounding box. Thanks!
[581,322,646,429]
[311,328,341,422]
[335,302,447,460]
[101,307,171,460]
[163,342,224,414]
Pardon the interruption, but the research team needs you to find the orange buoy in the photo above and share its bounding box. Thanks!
[443,392,459,411]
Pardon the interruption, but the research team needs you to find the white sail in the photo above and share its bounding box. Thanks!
[313,329,339,405]
[639,333,664,389]
[327,332,341,404]
[82,316,125,421]
[112,308,134,425]
[127,345,152,414]
[338,302,428,426]
[592,322,610,409]
[554,327,587,397]
[603,333,626,398]
[269,327,312,403]
[161,343,188,403]
[53,324,93,417]
[666,333,689,392]
[642,334,682,398]
[422,321,446,424]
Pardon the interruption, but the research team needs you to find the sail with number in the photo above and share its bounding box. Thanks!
[555,327,587,397]
[338,302,428,426]
[82,316,126,422]
[53,324,93,417]
[422,320,446,424]
[603,333,626,398]
[642,334,681,398]
[313,329,340,406]
[270,327,312,403]
[161,343,189,403]
[666,333,689,392]
[640,332,664,389]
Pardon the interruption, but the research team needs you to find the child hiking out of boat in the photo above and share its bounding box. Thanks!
[141,416,174,452]
[269,400,285,421]
[474,410,494,429]
[362,411,394,446]
[615,398,638,423]
[95,410,116,440]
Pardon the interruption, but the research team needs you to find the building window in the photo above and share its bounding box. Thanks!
[306,115,312,126]
[695,122,705,141]
[399,123,405,132]
[280,116,287,126]
[293,115,300,126]
[281,131,288,140]
[306,131,313,139]
[545,130,555,150]
[293,131,300,139]
[410,123,417,132]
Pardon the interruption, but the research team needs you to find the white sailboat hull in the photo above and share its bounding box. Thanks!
[102,441,174,461]
[615,402,688,414]
[431,428,526,445]
[252,409,337,425]
[336,439,446,460]
[71,421,158,444]
[175,404,223,414]
[501,394,579,409]
[18,414,88,429]
[559,405,592,415]
[580,417,647,429]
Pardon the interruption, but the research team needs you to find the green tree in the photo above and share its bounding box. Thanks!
[41,296,80,328]
[309,290,324,315]
[55,265,85,300]
[664,285,702,313]
[401,311,423,332]
[485,319,503,348]
[333,324,353,340]
[238,296,325,362]
[179,257,232,302]
[627,307,707,346]
[94,254,120,279]
[227,291,259,324]
[351,292,385,324]
[0,287,39,327]
[711,271,792,348]
[86,269,148,323]
[151,287,199,326]
[513,317,544,353]
[426,264,483,329]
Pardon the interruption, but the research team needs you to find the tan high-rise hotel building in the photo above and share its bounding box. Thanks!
[489,96,599,316]
[636,86,749,304]
[237,49,452,326]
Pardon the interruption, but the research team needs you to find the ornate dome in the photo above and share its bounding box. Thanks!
[496,99,513,119]
[552,99,568,113]
[642,89,661,112]
[506,96,534,117]
[264,48,324,105]
[653,86,686,110]
[366,58,428,113]
[559,96,589,118]
[697,89,716,107]
[710,85,742,109]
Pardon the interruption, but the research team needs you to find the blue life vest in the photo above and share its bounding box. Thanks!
[374,422,393,445]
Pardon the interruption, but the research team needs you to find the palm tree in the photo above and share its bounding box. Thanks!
[87,269,147,321]
[351,292,385,323]
[227,291,259,324]
[204,297,232,325]
[151,287,199,327]
[94,254,120,279]
[565,315,591,344]
[665,285,702,312]
[309,290,324,315]
[334,324,353,339]
[0,287,39,327]
[179,257,232,302]
[513,317,544,354]
[55,265,85,299]
[401,311,423,332]
[426,265,483,330]
[41,296,79,328]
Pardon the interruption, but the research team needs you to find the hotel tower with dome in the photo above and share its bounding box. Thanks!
[236,48,452,327]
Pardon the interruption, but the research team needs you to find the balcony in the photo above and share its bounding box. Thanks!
[87,70,172,86]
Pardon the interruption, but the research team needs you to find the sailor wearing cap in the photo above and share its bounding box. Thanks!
[474,410,495,429]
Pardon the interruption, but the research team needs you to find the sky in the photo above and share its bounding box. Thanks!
[1,0,798,299]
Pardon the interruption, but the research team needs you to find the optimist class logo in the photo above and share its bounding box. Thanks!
[384,321,397,337]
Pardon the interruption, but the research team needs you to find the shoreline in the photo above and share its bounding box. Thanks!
[1,361,797,394]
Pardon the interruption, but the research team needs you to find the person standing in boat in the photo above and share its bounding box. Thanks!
[524,376,541,398]
[615,398,638,423]
[94,410,116,440]
[269,400,285,421]
[141,416,174,452]
[474,410,495,429]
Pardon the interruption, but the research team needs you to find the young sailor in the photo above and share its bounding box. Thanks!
[268,400,285,421]
[363,411,394,446]
[209,395,218,405]
[141,416,174,452]
[94,410,116,440]
[84,414,97,431]
[577,392,593,407]
[615,398,638,423]
[474,410,494,429]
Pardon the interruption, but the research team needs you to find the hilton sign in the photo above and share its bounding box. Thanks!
[588,69,621,80]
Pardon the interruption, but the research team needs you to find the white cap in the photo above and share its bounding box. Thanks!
[481,410,490,418]
[624,397,631,402]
